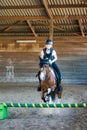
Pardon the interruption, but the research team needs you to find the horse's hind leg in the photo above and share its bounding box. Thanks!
[58,91,62,98]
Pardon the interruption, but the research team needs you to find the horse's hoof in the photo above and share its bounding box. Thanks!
[45,95,49,102]
[42,97,46,102]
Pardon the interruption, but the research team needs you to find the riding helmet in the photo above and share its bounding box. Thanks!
[45,39,53,45]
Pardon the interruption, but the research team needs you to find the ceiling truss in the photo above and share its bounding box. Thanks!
[0,0,87,40]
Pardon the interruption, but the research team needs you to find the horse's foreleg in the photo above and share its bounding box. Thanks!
[48,88,51,94]
[48,95,52,104]
[41,88,52,103]
[47,88,52,104]
[41,89,44,98]
[57,91,62,103]
[41,90,46,102]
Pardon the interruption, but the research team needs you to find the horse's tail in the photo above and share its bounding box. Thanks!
[51,91,56,101]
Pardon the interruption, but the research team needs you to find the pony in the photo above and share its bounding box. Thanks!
[38,64,63,103]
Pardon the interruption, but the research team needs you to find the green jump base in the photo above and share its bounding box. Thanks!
[2,103,87,108]
[0,104,8,120]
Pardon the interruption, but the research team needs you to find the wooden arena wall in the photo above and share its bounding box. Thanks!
[0,40,87,84]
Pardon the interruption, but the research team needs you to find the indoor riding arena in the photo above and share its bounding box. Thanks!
[0,0,87,130]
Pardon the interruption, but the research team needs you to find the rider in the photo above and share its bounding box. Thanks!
[37,39,64,91]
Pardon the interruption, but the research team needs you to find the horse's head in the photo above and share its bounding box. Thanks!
[40,64,50,81]
[43,64,50,73]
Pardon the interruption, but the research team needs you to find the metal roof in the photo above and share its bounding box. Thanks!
[0,0,87,39]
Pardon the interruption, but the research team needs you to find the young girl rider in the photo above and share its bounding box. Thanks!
[37,39,64,91]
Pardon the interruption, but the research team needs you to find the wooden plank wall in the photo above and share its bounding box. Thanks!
[54,42,87,84]
[0,41,87,84]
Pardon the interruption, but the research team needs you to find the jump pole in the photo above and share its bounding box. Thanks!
[2,103,87,108]
[0,103,87,120]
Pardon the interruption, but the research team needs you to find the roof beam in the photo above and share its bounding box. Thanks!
[49,4,87,8]
[0,36,87,42]
[0,4,87,10]
[0,16,48,21]
[2,21,21,32]
[53,15,87,20]
[54,23,87,27]
[35,20,79,36]
[34,20,49,26]
[0,31,84,35]
[79,0,87,3]
[0,25,28,27]
[78,19,85,37]
[0,24,79,28]
[36,20,65,31]
[35,20,79,37]
[0,15,87,21]
[42,0,53,19]
[42,0,53,39]
[0,5,44,9]
[49,19,53,40]
[1,23,87,28]
[33,24,87,28]
[26,20,37,37]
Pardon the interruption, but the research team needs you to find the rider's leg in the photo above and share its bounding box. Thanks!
[52,62,64,87]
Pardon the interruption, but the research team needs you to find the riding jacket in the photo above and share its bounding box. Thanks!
[43,47,55,61]
[39,47,54,67]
